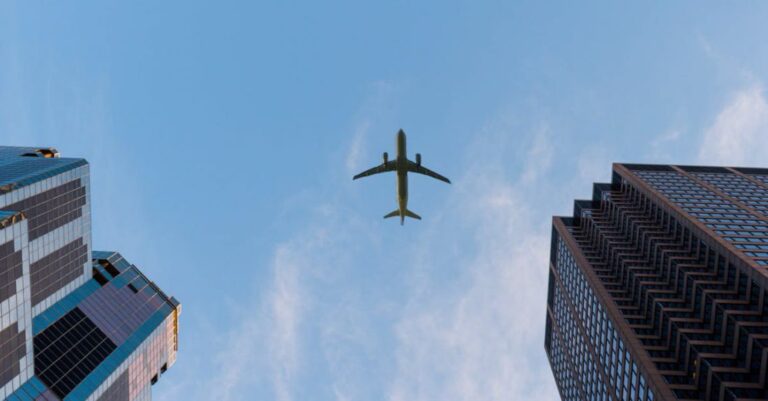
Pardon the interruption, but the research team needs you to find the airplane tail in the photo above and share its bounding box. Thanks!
[383,209,421,225]
[404,209,421,220]
[383,210,400,219]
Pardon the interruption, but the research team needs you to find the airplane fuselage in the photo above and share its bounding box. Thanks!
[352,128,449,225]
[396,130,409,222]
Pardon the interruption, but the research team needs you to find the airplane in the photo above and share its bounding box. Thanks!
[353,129,450,225]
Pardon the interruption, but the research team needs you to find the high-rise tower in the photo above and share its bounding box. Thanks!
[0,146,180,400]
[545,163,768,401]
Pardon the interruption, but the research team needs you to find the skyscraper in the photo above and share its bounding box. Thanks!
[0,147,180,401]
[545,163,768,401]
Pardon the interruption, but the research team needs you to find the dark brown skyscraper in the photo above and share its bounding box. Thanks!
[545,163,768,401]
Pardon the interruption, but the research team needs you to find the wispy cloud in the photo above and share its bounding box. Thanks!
[204,228,333,401]
[698,84,768,166]
[198,81,402,401]
[697,33,758,84]
[692,36,768,167]
[648,128,683,162]
[200,115,563,401]
[521,124,553,184]
[269,245,304,401]
[388,124,560,401]
[344,80,398,174]
[346,122,369,176]
[203,271,267,401]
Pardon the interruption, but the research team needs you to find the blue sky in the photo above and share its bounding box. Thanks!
[4,2,768,400]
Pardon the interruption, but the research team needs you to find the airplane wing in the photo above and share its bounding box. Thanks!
[353,161,396,180]
[407,161,451,184]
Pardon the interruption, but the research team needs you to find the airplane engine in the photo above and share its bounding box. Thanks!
[416,153,421,166]
[383,152,389,164]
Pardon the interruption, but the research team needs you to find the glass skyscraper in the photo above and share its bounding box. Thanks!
[546,163,768,401]
[0,147,180,401]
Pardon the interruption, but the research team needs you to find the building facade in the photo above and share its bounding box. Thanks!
[0,147,179,401]
[545,163,768,401]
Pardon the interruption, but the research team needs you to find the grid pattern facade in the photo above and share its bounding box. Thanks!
[632,168,768,267]
[4,178,87,241]
[94,371,128,401]
[0,163,94,318]
[34,308,117,398]
[0,158,87,195]
[29,239,89,306]
[0,148,92,399]
[16,254,179,401]
[0,323,28,389]
[546,163,768,401]
[79,265,168,347]
[547,234,655,401]
[0,146,180,401]
[0,239,23,303]
[83,311,178,401]
[0,215,35,399]
[691,172,768,218]
[752,175,768,188]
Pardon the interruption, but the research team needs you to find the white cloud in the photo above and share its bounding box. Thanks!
[197,158,380,401]
[521,124,553,184]
[198,83,402,401]
[389,128,560,401]
[697,34,758,84]
[648,128,683,162]
[346,122,369,176]
[345,80,399,177]
[698,84,768,166]
[202,113,562,401]
[204,233,319,401]
[269,245,304,401]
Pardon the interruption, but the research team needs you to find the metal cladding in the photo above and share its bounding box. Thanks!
[0,146,180,401]
[545,163,768,401]
[0,240,23,303]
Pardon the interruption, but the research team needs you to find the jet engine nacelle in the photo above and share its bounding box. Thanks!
[416,153,422,166]
[383,152,389,164]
